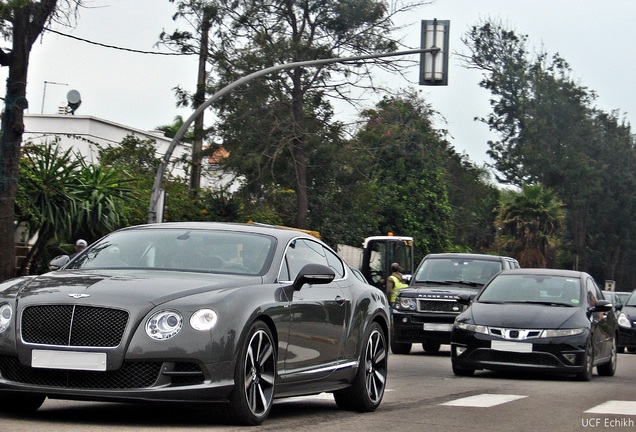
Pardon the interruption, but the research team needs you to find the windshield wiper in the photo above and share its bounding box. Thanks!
[506,301,574,307]
[447,280,482,287]
[416,280,452,285]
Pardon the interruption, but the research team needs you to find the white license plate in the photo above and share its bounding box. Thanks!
[491,340,533,353]
[423,323,454,332]
[32,349,107,371]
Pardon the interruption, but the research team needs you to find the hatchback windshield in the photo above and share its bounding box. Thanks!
[68,229,276,275]
[478,274,581,306]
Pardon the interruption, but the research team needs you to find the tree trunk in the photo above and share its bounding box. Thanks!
[0,1,58,282]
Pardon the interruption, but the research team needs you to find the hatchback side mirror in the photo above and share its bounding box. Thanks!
[592,300,613,313]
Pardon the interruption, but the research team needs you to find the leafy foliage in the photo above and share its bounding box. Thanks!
[461,19,636,286]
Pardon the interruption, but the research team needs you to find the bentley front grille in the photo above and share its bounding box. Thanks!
[21,305,129,347]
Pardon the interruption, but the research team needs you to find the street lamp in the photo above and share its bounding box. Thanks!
[420,19,450,86]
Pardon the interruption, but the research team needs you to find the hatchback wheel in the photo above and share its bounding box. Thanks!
[597,337,617,376]
[576,339,594,381]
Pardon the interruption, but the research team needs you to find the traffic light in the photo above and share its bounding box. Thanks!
[419,19,450,86]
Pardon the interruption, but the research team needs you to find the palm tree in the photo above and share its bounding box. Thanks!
[17,142,137,274]
[495,183,565,268]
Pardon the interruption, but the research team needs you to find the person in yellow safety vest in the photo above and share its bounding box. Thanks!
[386,262,408,305]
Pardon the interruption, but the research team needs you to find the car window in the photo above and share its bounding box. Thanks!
[478,274,581,305]
[280,238,344,282]
[585,277,602,307]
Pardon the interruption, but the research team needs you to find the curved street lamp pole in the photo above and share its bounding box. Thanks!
[147,47,441,224]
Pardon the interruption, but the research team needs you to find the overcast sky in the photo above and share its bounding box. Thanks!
[3,0,636,166]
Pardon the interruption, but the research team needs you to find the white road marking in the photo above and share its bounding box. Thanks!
[585,400,636,416]
[441,393,527,407]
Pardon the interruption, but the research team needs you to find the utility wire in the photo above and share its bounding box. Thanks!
[43,27,194,56]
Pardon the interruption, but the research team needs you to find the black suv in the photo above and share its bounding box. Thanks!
[391,253,520,354]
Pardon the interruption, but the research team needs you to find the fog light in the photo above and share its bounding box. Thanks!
[563,353,577,364]
[455,346,468,356]
[402,317,408,323]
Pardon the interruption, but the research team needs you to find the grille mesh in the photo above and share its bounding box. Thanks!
[0,356,204,389]
[0,355,162,388]
[22,305,129,347]
[417,299,461,313]
[469,350,561,367]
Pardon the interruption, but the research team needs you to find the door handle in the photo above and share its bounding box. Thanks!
[335,295,345,305]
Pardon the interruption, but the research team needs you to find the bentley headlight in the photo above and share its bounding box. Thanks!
[454,321,488,335]
[541,328,585,338]
[0,303,12,333]
[190,309,218,331]
[617,313,631,328]
[146,310,183,340]
[395,298,416,310]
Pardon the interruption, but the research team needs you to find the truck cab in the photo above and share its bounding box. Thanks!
[338,236,414,291]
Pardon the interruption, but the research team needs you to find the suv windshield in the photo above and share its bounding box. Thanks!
[414,258,501,286]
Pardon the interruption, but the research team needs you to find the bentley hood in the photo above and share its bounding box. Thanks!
[3,269,260,309]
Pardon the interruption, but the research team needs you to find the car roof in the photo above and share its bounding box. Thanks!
[116,221,318,243]
[424,253,517,262]
[498,268,585,278]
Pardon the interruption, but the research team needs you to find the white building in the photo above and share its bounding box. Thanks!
[22,113,191,177]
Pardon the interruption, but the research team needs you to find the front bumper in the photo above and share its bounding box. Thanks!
[0,354,235,404]
[450,328,588,374]
[391,310,457,344]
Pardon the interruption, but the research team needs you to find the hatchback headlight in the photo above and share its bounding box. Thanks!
[617,313,631,328]
[395,298,416,310]
[146,310,183,340]
[0,303,12,333]
[540,328,585,338]
[454,321,488,335]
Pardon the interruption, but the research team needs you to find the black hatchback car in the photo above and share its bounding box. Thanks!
[617,290,636,353]
[451,268,618,381]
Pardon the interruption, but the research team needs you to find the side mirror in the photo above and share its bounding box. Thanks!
[593,300,613,313]
[292,264,336,291]
[49,255,70,271]
[455,292,472,306]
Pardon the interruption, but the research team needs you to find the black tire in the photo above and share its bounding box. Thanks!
[597,337,618,376]
[390,339,411,355]
[617,346,625,353]
[452,363,475,377]
[334,322,388,412]
[0,394,46,414]
[576,339,594,381]
[627,347,636,353]
[422,340,441,352]
[227,320,276,426]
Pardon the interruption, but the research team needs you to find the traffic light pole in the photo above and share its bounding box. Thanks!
[147,47,441,223]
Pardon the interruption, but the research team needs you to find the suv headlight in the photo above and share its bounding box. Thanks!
[0,303,12,333]
[618,313,631,328]
[395,297,416,310]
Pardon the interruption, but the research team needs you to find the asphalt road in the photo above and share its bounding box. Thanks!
[5,345,636,431]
